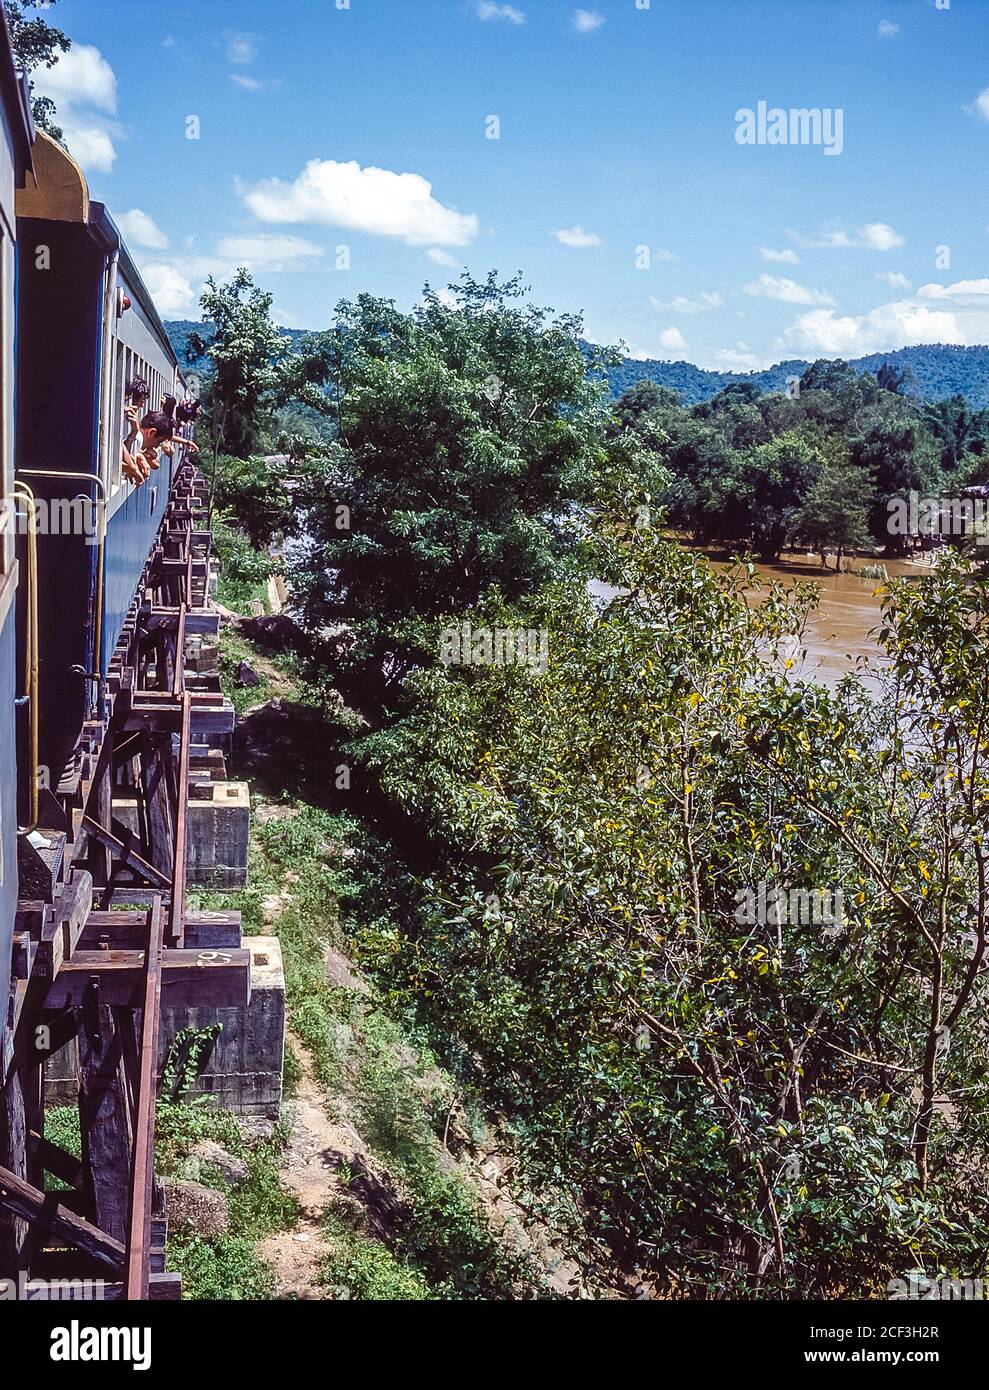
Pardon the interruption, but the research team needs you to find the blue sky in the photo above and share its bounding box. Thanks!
[30,0,989,368]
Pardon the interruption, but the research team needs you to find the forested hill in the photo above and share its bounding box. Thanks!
[165,320,989,408]
[603,344,989,407]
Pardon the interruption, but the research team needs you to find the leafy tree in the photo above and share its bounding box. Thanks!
[876,360,905,394]
[288,272,614,706]
[611,378,680,429]
[792,448,875,569]
[357,497,989,1296]
[850,401,943,551]
[4,0,70,139]
[186,270,292,517]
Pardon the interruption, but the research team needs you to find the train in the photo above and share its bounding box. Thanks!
[0,10,252,1300]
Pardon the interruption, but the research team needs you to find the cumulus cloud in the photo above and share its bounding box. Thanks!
[785,300,964,356]
[875,270,911,290]
[33,44,119,173]
[758,246,800,264]
[214,234,325,272]
[136,234,326,319]
[552,224,602,248]
[878,19,900,39]
[713,345,764,372]
[573,9,604,33]
[653,291,724,314]
[788,222,905,251]
[743,274,834,305]
[242,158,478,247]
[659,326,687,353]
[974,88,989,121]
[115,209,168,250]
[428,248,461,268]
[142,263,197,318]
[476,2,526,22]
[916,278,989,300]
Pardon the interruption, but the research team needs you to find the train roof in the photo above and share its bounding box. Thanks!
[16,131,179,375]
[89,201,180,372]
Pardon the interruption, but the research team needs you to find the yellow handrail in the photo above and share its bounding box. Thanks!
[12,481,39,831]
[18,469,106,710]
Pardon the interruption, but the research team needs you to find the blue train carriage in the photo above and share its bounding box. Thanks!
[14,131,184,822]
[0,21,34,1046]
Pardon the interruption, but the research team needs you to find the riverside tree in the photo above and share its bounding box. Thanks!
[288,272,614,707]
[354,488,989,1296]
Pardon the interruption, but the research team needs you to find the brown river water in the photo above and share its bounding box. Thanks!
[705,550,936,687]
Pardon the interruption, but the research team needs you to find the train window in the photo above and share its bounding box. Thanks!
[111,339,126,491]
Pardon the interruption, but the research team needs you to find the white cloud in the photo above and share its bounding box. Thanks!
[214,234,325,271]
[476,2,526,23]
[916,278,989,299]
[878,19,900,39]
[142,263,197,318]
[428,247,460,268]
[116,208,168,250]
[242,158,478,247]
[785,299,964,356]
[34,44,116,112]
[658,326,687,353]
[33,44,119,173]
[743,274,834,305]
[758,246,800,264]
[976,88,989,122]
[875,270,911,290]
[225,31,258,65]
[788,222,905,251]
[654,291,724,314]
[714,346,764,372]
[229,73,280,91]
[573,9,604,33]
[552,224,602,248]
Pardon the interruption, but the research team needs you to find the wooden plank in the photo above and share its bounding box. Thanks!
[0,1164,125,1272]
[37,870,94,978]
[44,948,252,1010]
[81,909,241,950]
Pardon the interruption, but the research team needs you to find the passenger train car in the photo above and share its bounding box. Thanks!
[0,11,250,1300]
[14,130,188,815]
[0,27,35,1036]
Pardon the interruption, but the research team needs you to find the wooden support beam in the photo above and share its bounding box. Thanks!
[0,1164,124,1272]
[78,980,132,1246]
[125,899,164,1300]
[169,693,191,947]
[29,1131,85,1192]
[138,732,174,882]
[79,818,170,892]
[44,948,252,1010]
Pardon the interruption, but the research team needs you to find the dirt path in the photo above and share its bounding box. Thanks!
[256,1033,368,1299]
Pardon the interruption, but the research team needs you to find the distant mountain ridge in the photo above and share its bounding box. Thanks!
[165,321,989,409]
